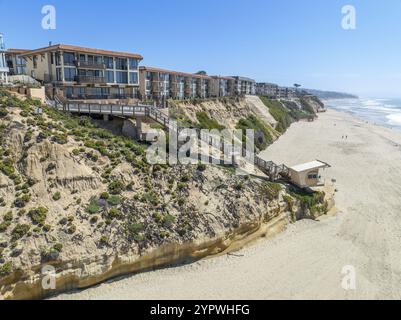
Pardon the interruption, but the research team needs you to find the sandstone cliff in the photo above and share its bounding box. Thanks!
[0,90,330,299]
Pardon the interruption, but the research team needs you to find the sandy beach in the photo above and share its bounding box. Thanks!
[54,108,401,300]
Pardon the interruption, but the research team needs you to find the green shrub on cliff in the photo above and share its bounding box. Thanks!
[52,192,61,201]
[11,224,30,241]
[196,112,225,130]
[86,197,101,214]
[0,107,8,118]
[290,189,327,215]
[259,97,293,133]
[107,195,121,206]
[0,261,12,278]
[236,115,273,150]
[108,180,124,195]
[29,207,48,225]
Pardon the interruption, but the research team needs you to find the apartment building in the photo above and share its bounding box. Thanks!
[0,34,9,84]
[139,66,214,104]
[5,49,29,75]
[20,44,143,100]
[256,82,279,99]
[256,82,297,100]
[210,76,235,97]
[231,76,256,96]
[276,86,296,99]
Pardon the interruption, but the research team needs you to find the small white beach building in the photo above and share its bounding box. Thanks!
[0,33,9,84]
[289,160,331,188]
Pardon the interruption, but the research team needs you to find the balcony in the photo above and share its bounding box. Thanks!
[66,93,137,100]
[74,60,106,69]
[74,75,106,84]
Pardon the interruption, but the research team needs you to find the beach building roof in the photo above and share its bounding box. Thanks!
[290,160,330,173]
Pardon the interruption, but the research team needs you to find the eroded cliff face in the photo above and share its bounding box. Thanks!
[168,96,281,138]
[0,91,331,300]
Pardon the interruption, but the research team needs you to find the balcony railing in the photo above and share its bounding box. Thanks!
[74,75,106,84]
[66,93,137,100]
[74,60,106,69]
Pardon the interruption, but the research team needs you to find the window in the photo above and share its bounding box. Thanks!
[115,58,128,70]
[33,56,38,69]
[308,173,318,180]
[129,58,138,69]
[56,68,62,81]
[73,87,86,97]
[55,53,61,66]
[63,52,75,66]
[116,71,128,83]
[64,67,76,81]
[104,56,114,69]
[106,71,114,83]
[79,54,86,62]
[129,72,138,84]
[16,66,26,74]
[64,87,73,98]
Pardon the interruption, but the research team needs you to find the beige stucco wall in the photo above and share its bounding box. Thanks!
[25,53,52,81]
[289,169,319,188]
[28,87,46,103]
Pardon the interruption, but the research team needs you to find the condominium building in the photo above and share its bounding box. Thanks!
[256,82,297,100]
[0,34,9,84]
[139,66,213,104]
[256,82,279,98]
[20,44,143,100]
[231,76,256,96]
[210,76,235,97]
[5,49,29,75]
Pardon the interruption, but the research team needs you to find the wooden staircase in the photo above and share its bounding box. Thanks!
[47,98,290,181]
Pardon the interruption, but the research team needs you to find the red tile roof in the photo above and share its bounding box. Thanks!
[20,44,142,60]
[140,66,212,79]
[6,49,31,54]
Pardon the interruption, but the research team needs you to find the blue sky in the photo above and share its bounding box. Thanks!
[1,0,401,97]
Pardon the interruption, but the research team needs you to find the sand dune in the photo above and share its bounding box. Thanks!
[54,109,401,300]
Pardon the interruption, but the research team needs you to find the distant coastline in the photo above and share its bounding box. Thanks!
[305,89,358,100]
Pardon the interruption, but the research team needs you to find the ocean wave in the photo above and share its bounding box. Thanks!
[327,98,401,130]
[386,113,401,126]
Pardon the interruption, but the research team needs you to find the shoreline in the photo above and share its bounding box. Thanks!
[324,98,401,133]
[54,107,401,300]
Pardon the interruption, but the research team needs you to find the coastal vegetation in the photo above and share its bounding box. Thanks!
[195,112,225,130]
[0,89,330,299]
[236,115,274,150]
[259,96,316,133]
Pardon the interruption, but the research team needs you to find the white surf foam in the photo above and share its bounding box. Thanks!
[386,113,401,126]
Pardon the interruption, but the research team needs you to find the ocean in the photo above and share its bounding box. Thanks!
[324,98,401,131]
